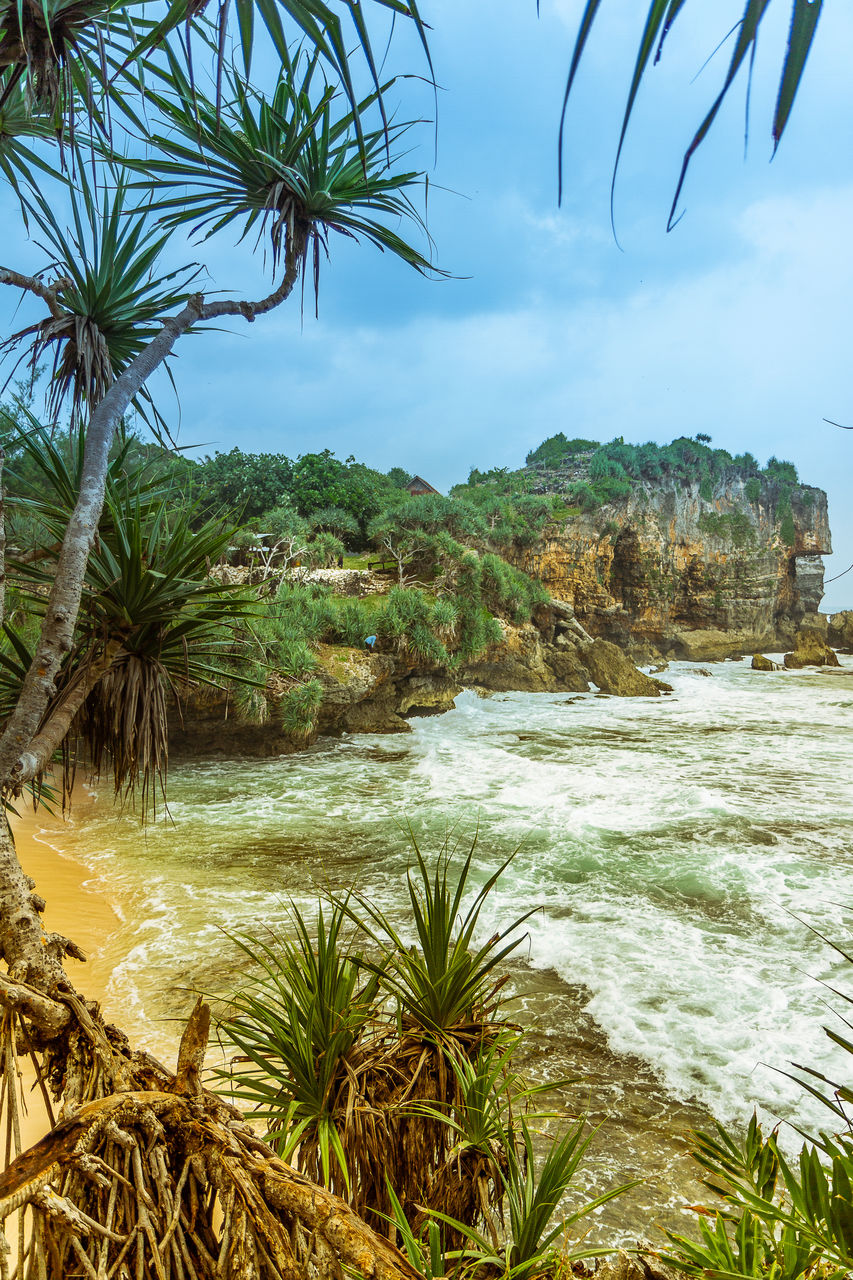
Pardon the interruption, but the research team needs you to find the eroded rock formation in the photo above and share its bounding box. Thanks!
[512,477,831,661]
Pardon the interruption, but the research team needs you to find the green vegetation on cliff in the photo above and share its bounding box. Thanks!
[521,432,800,510]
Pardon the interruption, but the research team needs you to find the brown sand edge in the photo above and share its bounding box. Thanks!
[8,803,123,1153]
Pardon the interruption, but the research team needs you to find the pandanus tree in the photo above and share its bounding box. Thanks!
[0,0,442,1275]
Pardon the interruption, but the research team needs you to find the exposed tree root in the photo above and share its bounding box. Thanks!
[0,995,422,1280]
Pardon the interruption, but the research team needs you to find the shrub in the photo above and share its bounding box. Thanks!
[565,481,598,512]
[304,531,345,568]
[698,512,754,548]
[765,456,799,484]
[221,839,634,1265]
[525,433,598,466]
[220,902,381,1191]
[745,477,761,504]
[780,513,796,546]
[280,678,323,737]
[332,599,377,648]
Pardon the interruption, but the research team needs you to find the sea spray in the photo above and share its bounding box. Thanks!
[36,656,853,1238]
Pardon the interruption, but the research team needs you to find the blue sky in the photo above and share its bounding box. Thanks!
[3,2,853,607]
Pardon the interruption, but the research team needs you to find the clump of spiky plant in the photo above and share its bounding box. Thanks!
[219,832,632,1266]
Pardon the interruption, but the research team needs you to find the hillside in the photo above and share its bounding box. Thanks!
[458,434,832,660]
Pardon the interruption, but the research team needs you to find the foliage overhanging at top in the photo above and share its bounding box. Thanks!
[129,50,436,288]
[560,1,824,228]
[0,0,440,434]
[0,0,432,154]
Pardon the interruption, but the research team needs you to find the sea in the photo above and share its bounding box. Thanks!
[31,654,853,1244]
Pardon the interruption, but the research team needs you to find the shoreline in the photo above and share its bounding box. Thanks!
[8,798,125,1155]
[10,795,122,1013]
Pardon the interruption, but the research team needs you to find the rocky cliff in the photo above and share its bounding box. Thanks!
[512,476,831,660]
[169,612,667,759]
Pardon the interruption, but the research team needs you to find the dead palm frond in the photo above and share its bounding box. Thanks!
[0,0,134,116]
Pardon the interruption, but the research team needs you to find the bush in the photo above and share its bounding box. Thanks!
[745,477,761,504]
[765,456,798,484]
[221,839,632,1261]
[780,513,796,546]
[332,599,377,648]
[280,678,323,737]
[380,588,449,664]
[697,512,754,548]
[525,433,598,466]
[304,531,345,568]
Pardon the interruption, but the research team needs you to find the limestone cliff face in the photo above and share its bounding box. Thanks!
[513,477,831,659]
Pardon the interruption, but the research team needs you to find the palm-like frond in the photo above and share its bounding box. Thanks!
[72,496,254,809]
[220,902,381,1191]
[561,1,824,227]
[5,412,166,537]
[0,0,431,166]
[5,417,257,809]
[131,52,437,282]
[134,0,432,159]
[0,69,58,200]
[342,831,535,1036]
[1,169,200,424]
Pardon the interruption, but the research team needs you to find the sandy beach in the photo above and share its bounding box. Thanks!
[11,797,121,1009]
[8,798,124,1155]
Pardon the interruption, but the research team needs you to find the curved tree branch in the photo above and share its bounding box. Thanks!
[0,230,306,800]
[0,267,72,321]
[15,639,124,787]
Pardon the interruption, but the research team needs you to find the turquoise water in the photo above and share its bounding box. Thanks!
[35,655,853,1239]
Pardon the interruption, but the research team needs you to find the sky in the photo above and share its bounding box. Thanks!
[2,1,853,608]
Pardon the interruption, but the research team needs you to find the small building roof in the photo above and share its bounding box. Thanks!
[405,475,440,496]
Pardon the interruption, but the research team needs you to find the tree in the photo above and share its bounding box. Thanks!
[194,448,296,520]
[0,1,441,1274]
[291,451,400,534]
[561,3,825,225]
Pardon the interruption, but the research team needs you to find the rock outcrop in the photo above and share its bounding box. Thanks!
[582,638,662,697]
[512,476,831,662]
[782,628,840,670]
[314,646,462,733]
[169,598,664,757]
[751,654,780,672]
[828,610,853,652]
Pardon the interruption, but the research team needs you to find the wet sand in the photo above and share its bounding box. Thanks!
[9,799,124,1153]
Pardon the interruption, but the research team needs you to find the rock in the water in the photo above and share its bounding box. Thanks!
[583,638,661,696]
[783,628,840,669]
[671,628,746,662]
[828,610,853,651]
[544,646,590,691]
[751,654,779,671]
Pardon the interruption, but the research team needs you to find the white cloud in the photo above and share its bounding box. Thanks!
[185,180,853,607]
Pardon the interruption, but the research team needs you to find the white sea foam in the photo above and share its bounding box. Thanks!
[50,657,853,1138]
